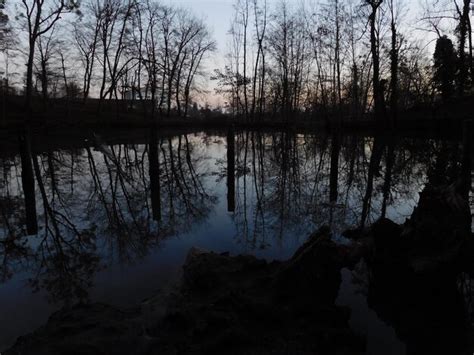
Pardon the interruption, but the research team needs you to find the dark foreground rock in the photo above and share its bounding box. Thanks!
[5,228,364,355]
[345,181,473,274]
[344,181,474,355]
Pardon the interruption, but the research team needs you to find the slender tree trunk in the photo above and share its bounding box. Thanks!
[25,40,36,118]
[242,0,249,121]
[466,3,474,85]
[368,2,385,123]
[389,2,398,127]
[60,53,70,116]
[40,58,48,112]
[335,0,342,125]
[457,0,471,97]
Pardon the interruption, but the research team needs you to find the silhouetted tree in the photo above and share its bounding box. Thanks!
[454,0,471,96]
[433,36,457,102]
[366,0,385,121]
[73,1,101,102]
[388,0,402,126]
[19,0,79,116]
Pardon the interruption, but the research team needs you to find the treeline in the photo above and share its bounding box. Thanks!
[213,0,474,124]
[0,0,473,125]
[0,0,216,121]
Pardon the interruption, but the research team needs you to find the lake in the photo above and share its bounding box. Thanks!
[0,128,472,353]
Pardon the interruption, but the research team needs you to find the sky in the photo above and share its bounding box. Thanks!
[170,0,235,67]
[170,0,431,54]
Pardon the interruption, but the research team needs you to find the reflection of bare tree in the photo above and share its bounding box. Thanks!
[149,130,161,221]
[0,144,102,304]
[19,130,38,235]
[0,197,30,283]
[329,133,340,204]
[29,151,100,305]
[0,132,216,303]
[381,138,395,218]
[360,136,385,228]
[232,131,318,247]
[0,153,32,283]
[83,133,216,264]
[0,234,30,282]
[0,130,468,302]
[227,129,235,212]
[229,132,462,251]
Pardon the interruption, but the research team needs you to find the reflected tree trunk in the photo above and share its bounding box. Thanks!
[329,133,340,203]
[227,128,236,212]
[329,133,341,227]
[361,136,385,227]
[346,135,357,196]
[19,130,38,235]
[461,120,472,200]
[47,151,57,202]
[32,154,61,237]
[149,129,161,221]
[381,139,395,218]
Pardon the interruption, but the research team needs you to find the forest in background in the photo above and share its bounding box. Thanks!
[0,0,473,126]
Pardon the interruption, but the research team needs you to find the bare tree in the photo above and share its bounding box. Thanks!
[181,27,215,117]
[454,0,472,96]
[73,1,101,102]
[268,2,309,119]
[19,0,79,116]
[365,0,385,122]
[251,0,267,118]
[35,25,58,109]
[388,0,404,125]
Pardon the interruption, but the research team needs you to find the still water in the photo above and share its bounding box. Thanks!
[0,129,471,353]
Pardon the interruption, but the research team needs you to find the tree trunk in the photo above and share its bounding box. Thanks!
[25,40,36,119]
[369,2,385,123]
[390,6,398,127]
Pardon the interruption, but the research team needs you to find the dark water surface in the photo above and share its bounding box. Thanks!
[0,129,472,353]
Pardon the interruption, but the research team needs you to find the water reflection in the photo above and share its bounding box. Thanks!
[0,129,472,352]
[228,131,452,245]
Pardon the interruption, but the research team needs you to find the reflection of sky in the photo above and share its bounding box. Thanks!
[0,131,463,352]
